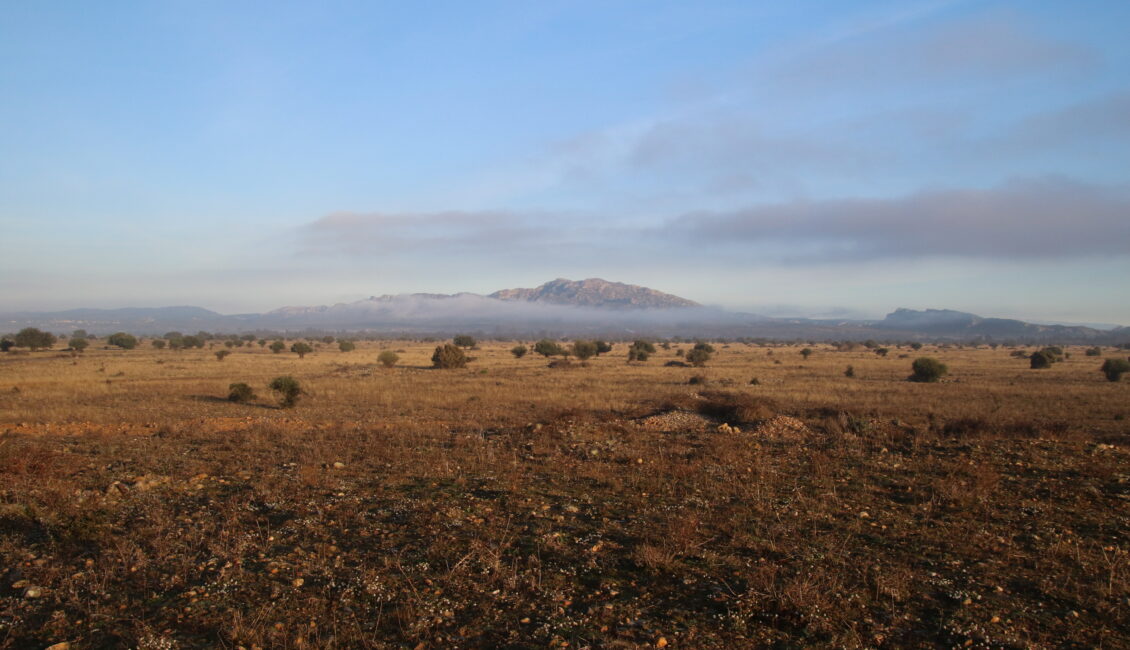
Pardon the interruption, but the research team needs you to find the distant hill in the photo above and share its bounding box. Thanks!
[490,278,699,309]
[2,283,1126,343]
[874,308,1110,342]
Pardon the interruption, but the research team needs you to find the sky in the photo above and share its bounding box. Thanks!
[2,0,1128,323]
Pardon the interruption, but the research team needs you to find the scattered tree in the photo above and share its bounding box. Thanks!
[215,350,231,361]
[685,347,712,367]
[432,344,468,369]
[269,341,286,354]
[1084,346,1102,357]
[534,339,565,358]
[453,334,476,349]
[107,332,138,350]
[268,376,302,408]
[800,347,813,359]
[1029,350,1056,369]
[511,345,528,359]
[322,336,336,344]
[338,340,356,352]
[908,357,948,383]
[571,340,598,361]
[875,348,889,357]
[15,327,56,351]
[68,337,89,353]
[628,340,656,362]
[72,329,88,339]
[1,339,14,352]
[844,365,855,378]
[909,342,923,351]
[228,382,255,403]
[291,342,313,359]
[594,341,613,355]
[378,350,399,368]
[1100,358,1130,382]
[151,339,166,349]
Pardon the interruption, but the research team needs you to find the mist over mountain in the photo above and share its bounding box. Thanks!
[1,279,1126,343]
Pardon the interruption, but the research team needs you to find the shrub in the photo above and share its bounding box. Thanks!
[685,347,711,367]
[338,340,356,352]
[268,376,302,408]
[69,337,89,353]
[875,348,889,357]
[228,382,255,403]
[151,339,166,349]
[800,347,813,359]
[432,344,467,369]
[453,335,476,349]
[571,340,598,361]
[844,365,855,378]
[908,357,948,383]
[0,339,13,352]
[534,339,565,358]
[909,342,923,351]
[322,336,335,344]
[107,332,138,350]
[215,350,231,361]
[269,341,285,354]
[180,335,204,349]
[693,341,716,354]
[1030,350,1055,369]
[594,341,613,355]
[1101,358,1130,382]
[688,374,708,385]
[510,345,528,359]
[15,327,56,351]
[378,350,399,368]
[628,340,656,362]
[291,342,313,358]
[1084,347,1102,357]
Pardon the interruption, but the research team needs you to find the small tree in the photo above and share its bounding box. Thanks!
[909,342,923,351]
[800,347,813,359]
[338,340,356,352]
[1084,347,1102,357]
[1030,350,1055,369]
[322,336,336,344]
[693,341,716,354]
[1100,358,1130,382]
[107,332,138,350]
[844,365,855,378]
[152,339,166,349]
[269,376,302,408]
[378,350,399,368]
[453,335,476,349]
[432,344,467,369]
[215,349,231,361]
[908,357,948,383]
[875,348,889,357]
[15,327,56,351]
[291,342,313,359]
[594,341,613,355]
[511,344,528,359]
[627,340,656,362]
[72,329,88,339]
[180,335,204,349]
[69,337,89,353]
[0,339,12,352]
[571,340,598,361]
[685,347,711,367]
[228,382,255,403]
[534,339,565,358]
[269,341,286,354]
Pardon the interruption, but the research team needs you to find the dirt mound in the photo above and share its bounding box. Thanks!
[636,410,715,432]
[753,415,812,439]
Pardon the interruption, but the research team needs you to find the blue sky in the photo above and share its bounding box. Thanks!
[2,1,1128,323]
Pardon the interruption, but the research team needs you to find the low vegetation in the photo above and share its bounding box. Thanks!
[0,339,1126,647]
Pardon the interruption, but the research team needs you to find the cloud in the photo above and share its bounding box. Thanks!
[670,177,1130,261]
[766,9,1095,96]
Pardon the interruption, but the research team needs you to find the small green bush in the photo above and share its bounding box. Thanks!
[1030,350,1055,369]
[571,340,598,361]
[378,350,399,367]
[844,365,854,378]
[291,342,313,358]
[69,337,89,353]
[534,339,565,358]
[432,344,468,369]
[1084,347,1102,357]
[228,382,255,403]
[107,332,138,350]
[14,327,56,351]
[453,335,476,349]
[269,340,285,353]
[908,357,948,383]
[268,376,302,408]
[800,347,813,359]
[1101,358,1130,382]
[338,340,356,352]
[215,349,231,361]
[685,347,711,367]
[511,345,528,359]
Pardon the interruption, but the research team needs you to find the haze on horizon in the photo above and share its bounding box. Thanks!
[2,1,1128,324]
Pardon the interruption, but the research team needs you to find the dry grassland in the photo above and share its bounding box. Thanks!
[1,340,1127,648]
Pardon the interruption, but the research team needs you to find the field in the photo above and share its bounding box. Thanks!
[1,339,1127,648]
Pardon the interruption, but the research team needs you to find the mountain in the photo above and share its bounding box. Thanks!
[490,278,699,309]
[874,308,1110,342]
[2,282,1126,342]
